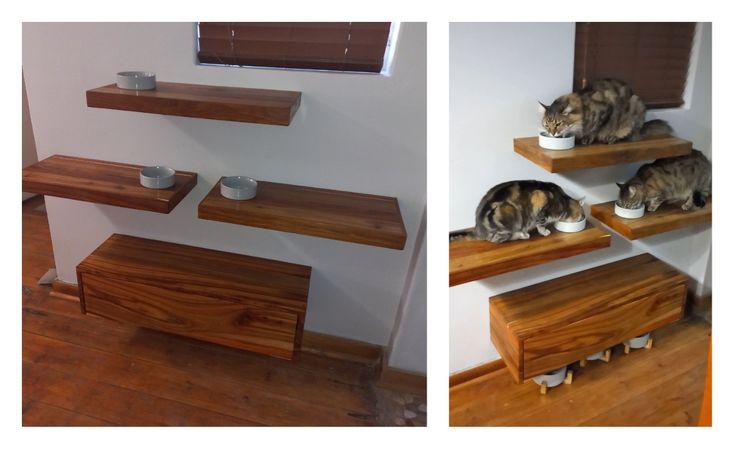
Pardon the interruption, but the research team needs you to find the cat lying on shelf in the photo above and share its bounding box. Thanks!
[540,78,673,145]
[617,150,712,212]
[450,180,584,243]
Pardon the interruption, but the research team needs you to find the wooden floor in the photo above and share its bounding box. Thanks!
[22,197,425,426]
[450,317,710,426]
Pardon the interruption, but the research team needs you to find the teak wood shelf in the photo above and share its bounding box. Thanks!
[77,234,312,360]
[490,254,687,383]
[449,224,611,286]
[22,155,197,214]
[591,200,712,240]
[198,178,408,250]
[86,82,302,126]
[513,136,692,172]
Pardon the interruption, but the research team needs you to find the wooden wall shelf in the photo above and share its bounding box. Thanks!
[198,178,407,250]
[77,234,312,360]
[591,200,712,240]
[490,254,688,383]
[22,155,197,214]
[86,82,302,126]
[449,224,611,287]
[513,136,692,173]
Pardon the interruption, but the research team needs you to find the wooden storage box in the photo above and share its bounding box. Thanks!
[489,253,687,383]
[77,234,311,360]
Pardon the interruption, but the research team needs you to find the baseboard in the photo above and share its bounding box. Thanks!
[449,359,506,388]
[376,358,426,395]
[50,280,385,365]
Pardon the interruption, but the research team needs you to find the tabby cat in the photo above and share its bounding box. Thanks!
[616,150,711,212]
[450,180,584,243]
[540,78,672,145]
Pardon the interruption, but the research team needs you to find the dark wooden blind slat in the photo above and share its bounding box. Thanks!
[573,22,696,109]
[198,22,392,73]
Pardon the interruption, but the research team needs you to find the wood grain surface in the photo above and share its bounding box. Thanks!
[87,81,301,126]
[198,178,408,250]
[22,155,197,214]
[490,254,688,382]
[591,200,712,240]
[450,318,710,426]
[449,224,611,286]
[77,234,311,359]
[513,135,692,172]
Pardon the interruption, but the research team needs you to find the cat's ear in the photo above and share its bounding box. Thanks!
[538,101,550,112]
[616,182,624,189]
[562,105,573,115]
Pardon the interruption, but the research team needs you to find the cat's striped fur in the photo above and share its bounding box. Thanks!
[450,180,584,243]
[540,79,672,145]
[617,150,711,212]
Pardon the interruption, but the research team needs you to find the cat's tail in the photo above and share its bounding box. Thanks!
[641,119,674,138]
[449,228,477,242]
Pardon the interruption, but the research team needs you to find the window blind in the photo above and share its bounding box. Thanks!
[198,22,392,73]
[574,22,696,109]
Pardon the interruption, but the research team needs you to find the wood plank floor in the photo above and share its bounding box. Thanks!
[450,317,710,426]
[22,197,426,426]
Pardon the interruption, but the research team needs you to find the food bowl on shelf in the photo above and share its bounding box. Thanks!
[532,366,568,388]
[614,203,645,219]
[221,176,258,200]
[538,131,575,150]
[116,71,157,90]
[626,333,651,349]
[554,217,587,233]
[139,166,175,189]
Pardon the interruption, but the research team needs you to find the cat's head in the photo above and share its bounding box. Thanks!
[616,182,645,209]
[540,95,584,138]
[565,196,585,222]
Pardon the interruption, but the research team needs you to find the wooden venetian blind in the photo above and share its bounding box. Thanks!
[198,22,392,73]
[574,22,696,109]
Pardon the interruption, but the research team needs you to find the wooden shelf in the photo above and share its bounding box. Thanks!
[22,155,197,214]
[513,136,692,172]
[77,234,311,360]
[449,224,611,286]
[490,253,687,382]
[198,178,407,250]
[87,82,301,126]
[591,200,712,240]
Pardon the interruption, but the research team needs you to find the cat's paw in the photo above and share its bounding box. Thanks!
[537,227,551,236]
[606,136,620,144]
[581,137,595,145]
[518,232,531,240]
[647,204,660,212]
[681,202,693,211]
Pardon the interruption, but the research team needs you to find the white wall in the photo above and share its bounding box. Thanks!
[23,22,427,355]
[449,23,712,374]
[22,72,38,200]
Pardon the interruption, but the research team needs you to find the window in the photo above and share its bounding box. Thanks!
[573,22,696,109]
[197,22,394,74]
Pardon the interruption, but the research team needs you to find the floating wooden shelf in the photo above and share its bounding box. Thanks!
[198,178,407,250]
[490,253,688,383]
[86,82,301,126]
[77,234,312,360]
[591,200,712,240]
[449,224,611,287]
[513,136,692,172]
[22,155,197,214]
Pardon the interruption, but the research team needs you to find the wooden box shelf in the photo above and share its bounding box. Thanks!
[449,224,611,287]
[513,136,692,173]
[198,178,407,250]
[77,234,312,360]
[489,254,687,383]
[22,155,197,214]
[87,82,301,126]
[591,200,712,240]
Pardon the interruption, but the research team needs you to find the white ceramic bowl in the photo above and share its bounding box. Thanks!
[140,166,175,189]
[626,333,651,349]
[586,351,605,361]
[554,217,587,233]
[117,71,156,90]
[614,203,645,219]
[538,131,575,150]
[221,176,258,200]
[532,366,568,388]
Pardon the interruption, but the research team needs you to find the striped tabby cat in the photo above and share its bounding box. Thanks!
[540,78,672,145]
[616,150,711,212]
[450,180,584,243]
